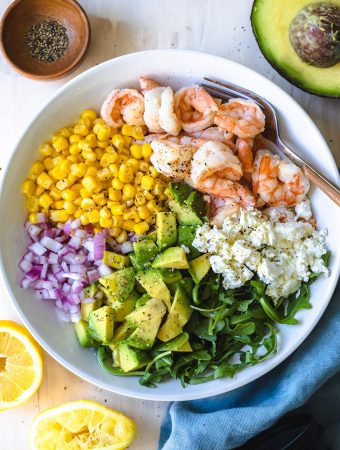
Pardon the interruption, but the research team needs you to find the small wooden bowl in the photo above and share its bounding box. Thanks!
[0,0,90,81]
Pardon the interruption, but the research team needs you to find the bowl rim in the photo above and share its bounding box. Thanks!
[1,49,339,401]
[0,0,91,81]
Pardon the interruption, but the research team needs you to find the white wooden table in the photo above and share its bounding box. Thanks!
[0,1,339,449]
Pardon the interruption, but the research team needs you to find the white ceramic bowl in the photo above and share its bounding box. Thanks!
[1,50,339,401]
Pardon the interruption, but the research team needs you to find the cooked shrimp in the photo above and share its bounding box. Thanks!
[253,150,310,207]
[175,87,218,133]
[139,76,161,93]
[191,141,243,186]
[210,197,241,227]
[214,98,265,138]
[101,89,145,127]
[150,140,194,180]
[143,87,166,133]
[158,87,181,135]
[236,137,254,173]
[188,126,235,146]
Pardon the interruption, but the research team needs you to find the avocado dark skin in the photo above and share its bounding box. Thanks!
[289,2,340,68]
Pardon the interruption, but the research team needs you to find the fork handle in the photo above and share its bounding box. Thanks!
[302,164,340,206]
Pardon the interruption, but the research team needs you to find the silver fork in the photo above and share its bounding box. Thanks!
[201,77,340,207]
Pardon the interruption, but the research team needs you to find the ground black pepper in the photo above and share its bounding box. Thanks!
[25,20,68,63]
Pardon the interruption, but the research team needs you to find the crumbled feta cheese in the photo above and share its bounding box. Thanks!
[180,244,190,254]
[193,208,329,300]
[295,199,312,220]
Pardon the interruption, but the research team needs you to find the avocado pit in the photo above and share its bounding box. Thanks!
[289,2,340,68]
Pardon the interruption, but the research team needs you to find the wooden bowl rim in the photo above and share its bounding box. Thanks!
[0,0,91,80]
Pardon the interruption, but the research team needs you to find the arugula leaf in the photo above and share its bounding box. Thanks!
[286,284,312,318]
[259,297,299,325]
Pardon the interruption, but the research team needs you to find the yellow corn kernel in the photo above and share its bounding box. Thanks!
[37,172,53,189]
[111,178,124,190]
[99,206,111,219]
[123,136,133,147]
[61,189,77,202]
[74,208,82,218]
[74,122,89,137]
[96,125,111,141]
[142,143,152,160]
[29,213,39,224]
[30,161,45,178]
[112,216,124,227]
[26,197,39,213]
[134,221,149,235]
[97,168,111,181]
[130,145,143,161]
[63,201,76,214]
[116,154,129,165]
[35,185,45,196]
[51,166,68,181]
[105,145,117,155]
[74,197,81,206]
[82,176,99,193]
[82,150,97,162]
[122,183,136,199]
[21,179,35,196]
[146,200,161,213]
[109,226,121,237]
[139,161,150,173]
[125,199,134,208]
[81,198,95,210]
[109,163,119,178]
[80,212,90,225]
[96,139,110,149]
[137,205,150,220]
[148,166,158,178]
[81,109,97,123]
[116,230,128,243]
[43,157,53,171]
[111,204,126,216]
[56,178,70,191]
[72,182,82,192]
[94,117,106,125]
[92,192,106,206]
[99,217,112,228]
[126,158,139,173]
[118,164,134,183]
[67,174,77,185]
[100,152,117,167]
[93,122,103,135]
[70,163,86,177]
[141,175,155,190]
[80,188,90,198]
[93,147,103,161]
[134,192,146,207]
[48,187,61,201]
[78,140,92,152]
[59,127,71,138]
[86,133,97,147]
[153,179,166,196]
[52,136,68,152]
[69,143,81,155]
[39,144,53,157]
[38,193,53,209]
[122,220,136,232]
[54,200,65,209]
[132,126,144,140]
[69,134,82,144]
[85,166,98,177]
[121,124,135,137]
[50,210,69,222]
[66,154,79,164]
[132,171,143,186]
[111,134,125,149]
[108,188,121,202]
[89,208,100,223]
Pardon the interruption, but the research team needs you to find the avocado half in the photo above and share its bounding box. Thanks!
[251,0,340,97]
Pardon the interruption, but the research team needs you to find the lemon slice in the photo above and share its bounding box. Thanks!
[0,320,43,411]
[30,400,137,450]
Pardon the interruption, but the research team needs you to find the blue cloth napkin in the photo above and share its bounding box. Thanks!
[159,279,340,450]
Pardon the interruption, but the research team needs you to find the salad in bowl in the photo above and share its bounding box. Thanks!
[18,73,330,388]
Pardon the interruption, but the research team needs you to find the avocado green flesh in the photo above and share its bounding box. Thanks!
[251,0,340,96]
[98,268,135,302]
[117,342,150,372]
[74,320,95,347]
[81,298,102,322]
[152,246,189,270]
[127,312,165,349]
[189,254,211,284]
[88,306,115,344]
[136,270,171,310]
[156,212,177,249]
[109,291,139,322]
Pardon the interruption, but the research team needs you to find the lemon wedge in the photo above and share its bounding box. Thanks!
[30,400,137,450]
[0,320,43,411]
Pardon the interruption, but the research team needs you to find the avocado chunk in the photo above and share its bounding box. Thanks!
[157,286,192,342]
[178,225,201,259]
[166,182,207,225]
[156,212,177,249]
[98,268,135,302]
[83,283,98,299]
[127,311,166,349]
[81,297,102,322]
[133,239,159,268]
[136,269,171,310]
[116,342,150,372]
[125,297,167,326]
[137,231,157,242]
[152,247,189,270]
[251,0,340,97]
[88,306,115,344]
[158,269,182,285]
[156,332,190,351]
[169,277,194,298]
[109,322,136,351]
[135,293,151,308]
[109,291,139,322]
[74,320,96,347]
[168,199,202,226]
[188,254,211,284]
[103,251,131,269]
[177,341,193,352]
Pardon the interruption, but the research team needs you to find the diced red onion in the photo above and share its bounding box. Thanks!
[61,262,69,273]
[70,310,82,323]
[29,242,47,256]
[23,251,34,261]
[63,220,72,236]
[98,264,113,276]
[69,264,87,274]
[36,212,47,223]
[62,283,71,293]
[68,236,82,249]
[19,258,32,273]
[94,232,105,260]
[41,263,48,279]
[71,218,81,230]
[87,269,99,283]
[48,252,58,264]
[71,280,83,294]
[82,297,95,304]
[120,241,133,254]
[74,229,87,239]
[40,236,63,253]
[28,224,42,237]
